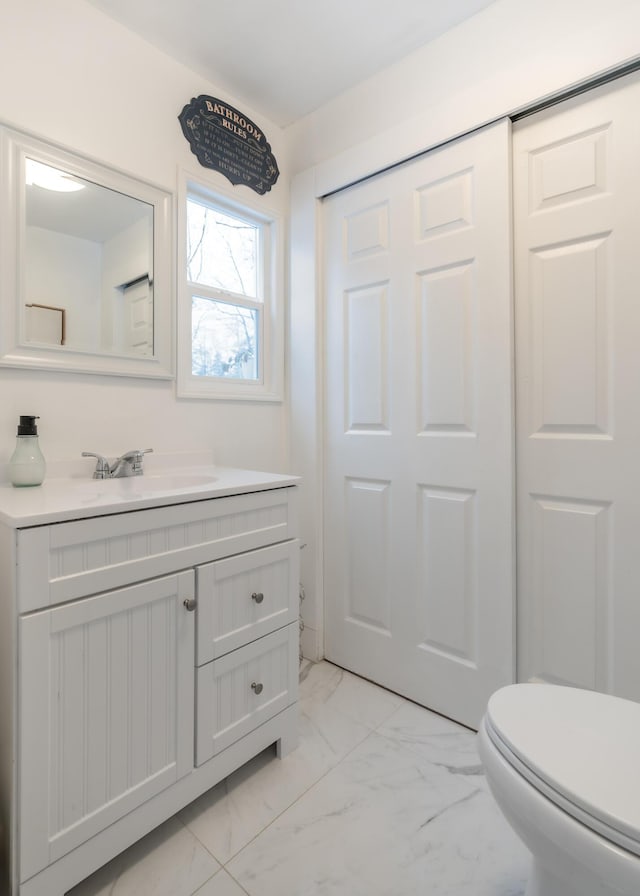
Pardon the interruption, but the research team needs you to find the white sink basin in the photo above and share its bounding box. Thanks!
[70,472,217,500]
[129,473,217,492]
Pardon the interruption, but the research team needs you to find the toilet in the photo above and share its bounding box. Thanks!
[477,683,640,896]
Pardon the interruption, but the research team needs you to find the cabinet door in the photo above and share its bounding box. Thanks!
[197,540,299,664]
[19,571,195,882]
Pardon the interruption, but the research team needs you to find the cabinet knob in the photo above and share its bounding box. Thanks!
[183,598,197,612]
[251,591,264,604]
[251,681,264,695]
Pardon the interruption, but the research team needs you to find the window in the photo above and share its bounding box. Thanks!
[177,176,283,400]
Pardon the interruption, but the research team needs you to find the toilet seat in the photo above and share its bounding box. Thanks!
[485,684,640,858]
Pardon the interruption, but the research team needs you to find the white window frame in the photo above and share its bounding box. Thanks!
[177,170,284,400]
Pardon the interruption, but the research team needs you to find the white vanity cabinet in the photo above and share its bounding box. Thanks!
[0,478,299,896]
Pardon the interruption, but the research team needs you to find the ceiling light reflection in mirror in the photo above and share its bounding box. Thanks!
[25,159,86,192]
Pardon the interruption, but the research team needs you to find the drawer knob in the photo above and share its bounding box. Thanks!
[251,681,264,695]
[251,591,264,604]
[183,598,197,612]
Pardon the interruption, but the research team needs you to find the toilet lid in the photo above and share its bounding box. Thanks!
[485,684,640,853]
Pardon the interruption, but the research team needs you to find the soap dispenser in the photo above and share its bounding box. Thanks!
[9,415,46,487]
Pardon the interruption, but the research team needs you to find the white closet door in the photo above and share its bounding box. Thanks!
[323,120,514,729]
[123,277,153,355]
[514,73,640,699]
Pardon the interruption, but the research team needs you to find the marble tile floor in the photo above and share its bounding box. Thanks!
[69,661,529,896]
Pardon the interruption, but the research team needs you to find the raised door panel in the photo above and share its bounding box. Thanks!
[522,496,610,690]
[343,477,391,633]
[417,262,475,433]
[529,237,610,435]
[196,541,299,664]
[417,486,477,664]
[345,201,389,261]
[344,283,390,432]
[19,571,195,881]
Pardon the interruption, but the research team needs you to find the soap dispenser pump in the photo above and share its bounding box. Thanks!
[9,415,46,487]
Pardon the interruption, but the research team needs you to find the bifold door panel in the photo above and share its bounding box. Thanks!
[513,72,640,700]
[323,119,515,729]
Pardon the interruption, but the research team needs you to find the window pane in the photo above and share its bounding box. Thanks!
[191,296,258,380]
[187,200,259,299]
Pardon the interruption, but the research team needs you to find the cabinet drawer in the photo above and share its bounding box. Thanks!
[196,624,298,766]
[196,540,299,664]
[16,487,297,612]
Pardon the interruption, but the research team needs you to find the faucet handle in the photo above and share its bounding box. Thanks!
[81,452,111,479]
[132,448,152,473]
[118,448,153,474]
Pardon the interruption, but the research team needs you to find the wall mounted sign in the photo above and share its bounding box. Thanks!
[178,95,279,195]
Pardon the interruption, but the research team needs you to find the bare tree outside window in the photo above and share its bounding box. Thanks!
[191,298,258,378]
[187,199,261,380]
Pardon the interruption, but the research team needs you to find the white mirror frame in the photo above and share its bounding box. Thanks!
[0,125,175,378]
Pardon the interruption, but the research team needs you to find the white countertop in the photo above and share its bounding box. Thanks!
[0,464,299,527]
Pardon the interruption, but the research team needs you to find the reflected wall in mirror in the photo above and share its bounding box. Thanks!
[25,160,154,355]
[0,126,174,378]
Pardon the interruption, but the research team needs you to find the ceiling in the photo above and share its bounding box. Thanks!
[87,0,498,127]
[26,175,151,244]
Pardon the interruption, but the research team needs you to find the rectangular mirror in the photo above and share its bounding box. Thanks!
[0,126,174,378]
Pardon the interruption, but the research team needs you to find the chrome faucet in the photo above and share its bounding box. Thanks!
[82,448,153,479]
[109,448,153,478]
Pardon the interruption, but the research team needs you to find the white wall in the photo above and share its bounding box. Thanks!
[26,227,102,348]
[289,0,640,660]
[288,0,640,178]
[0,0,290,473]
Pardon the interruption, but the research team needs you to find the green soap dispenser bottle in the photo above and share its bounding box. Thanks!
[9,415,46,487]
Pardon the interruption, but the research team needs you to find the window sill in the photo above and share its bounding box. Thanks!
[177,377,283,402]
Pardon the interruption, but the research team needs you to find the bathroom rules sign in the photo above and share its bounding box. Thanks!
[178,95,279,195]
